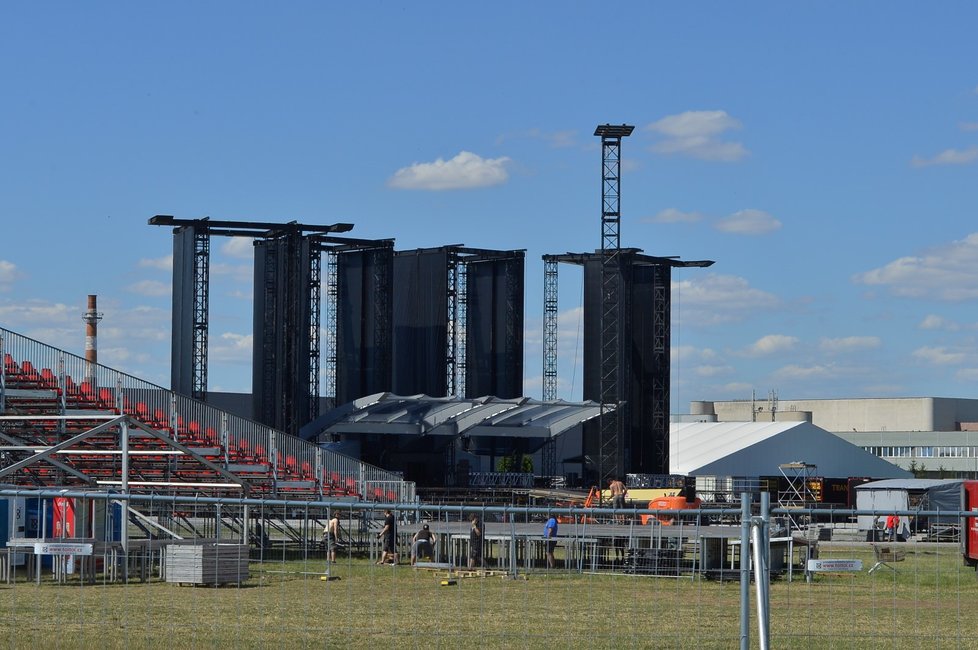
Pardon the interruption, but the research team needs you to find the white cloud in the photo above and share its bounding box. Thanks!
[388,151,510,190]
[211,262,253,284]
[646,110,748,162]
[138,255,172,271]
[853,232,978,301]
[719,381,755,395]
[209,332,253,363]
[819,336,882,353]
[747,334,798,356]
[912,346,967,365]
[127,280,170,297]
[919,314,958,331]
[693,364,734,378]
[496,128,577,148]
[911,146,978,167]
[643,208,704,224]
[648,110,740,138]
[0,260,18,291]
[674,345,718,364]
[0,300,75,326]
[673,274,780,325]
[956,368,978,381]
[221,237,255,260]
[715,209,782,235]
[527,128,576,148]
[772,363,834,380]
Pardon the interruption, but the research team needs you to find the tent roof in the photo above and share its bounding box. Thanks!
[855,478,963,491]
[300,392,607,441]
[670,421,912,479]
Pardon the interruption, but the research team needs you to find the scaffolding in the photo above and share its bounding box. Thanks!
[778,462,818,535]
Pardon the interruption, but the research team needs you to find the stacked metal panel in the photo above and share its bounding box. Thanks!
[164,543,250,586]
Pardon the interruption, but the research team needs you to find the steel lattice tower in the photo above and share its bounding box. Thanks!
[308,248,323,422]
[191,228,210,400]
[595,123,633,489]
[542,256,559,402]
[324,249,338,402]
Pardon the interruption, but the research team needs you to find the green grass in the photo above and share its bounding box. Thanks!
[3,544,976,649]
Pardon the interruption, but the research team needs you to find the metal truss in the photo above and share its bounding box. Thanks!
[308,249,323,422]
[324,249,338,401]
[650,265,669,472]
[595,124,633,488]
[542,256,559,402]
[192,229,210,400]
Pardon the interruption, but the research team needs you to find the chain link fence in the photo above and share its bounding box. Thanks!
[2,488,977,649]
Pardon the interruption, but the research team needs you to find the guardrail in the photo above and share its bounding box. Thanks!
[0,327,414,502]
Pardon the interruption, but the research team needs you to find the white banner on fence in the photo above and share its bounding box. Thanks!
[34,542,93,556]
[807,558,862,572]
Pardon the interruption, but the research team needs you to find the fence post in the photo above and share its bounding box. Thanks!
[740,492,750,650]
[752,490,771,650]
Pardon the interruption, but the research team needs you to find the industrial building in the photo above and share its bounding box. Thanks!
[688,397,978,478]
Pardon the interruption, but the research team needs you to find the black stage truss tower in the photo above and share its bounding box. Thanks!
[541,122,714,483]
[392,246,524,400]
[150,216,399,435]
[594,124,633,490]
[542,251,712,481]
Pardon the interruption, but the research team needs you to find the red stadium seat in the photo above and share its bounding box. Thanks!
[98,388,114,407]
[154,409,168,427]
[40,368,58,387]
[20,361,41,381]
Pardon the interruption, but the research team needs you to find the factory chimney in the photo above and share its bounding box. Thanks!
[82,294,103,380]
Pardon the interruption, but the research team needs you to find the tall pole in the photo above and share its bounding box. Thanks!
[594,124,633,490]
[82,294,103,383]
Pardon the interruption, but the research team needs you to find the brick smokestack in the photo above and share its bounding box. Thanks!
[82,294,103,379]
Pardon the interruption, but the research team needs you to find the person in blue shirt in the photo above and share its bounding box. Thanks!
[544,515,558,569]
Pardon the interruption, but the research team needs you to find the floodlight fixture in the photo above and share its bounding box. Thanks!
[593,124,635,138]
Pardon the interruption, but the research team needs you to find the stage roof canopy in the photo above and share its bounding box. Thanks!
[300,393,609,443]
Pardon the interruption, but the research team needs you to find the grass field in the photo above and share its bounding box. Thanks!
[2,543,976,649]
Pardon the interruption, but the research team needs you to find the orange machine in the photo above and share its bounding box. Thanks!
[641,495,703,525]
[556,486,600,524]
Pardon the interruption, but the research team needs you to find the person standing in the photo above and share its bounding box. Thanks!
[468,514,484,570]
[544,514,558,569]
[377,508,398,565]
[411,523,437,566]
[886,513,899,542]
[324,510,342,563]
[609,478,628,523]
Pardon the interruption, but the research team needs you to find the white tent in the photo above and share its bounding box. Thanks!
[854,478,963,534]
[670,421,912,479]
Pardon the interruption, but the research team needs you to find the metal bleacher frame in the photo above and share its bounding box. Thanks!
[0,326,415,503]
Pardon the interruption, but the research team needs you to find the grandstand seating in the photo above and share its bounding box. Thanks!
[0,344,412,502]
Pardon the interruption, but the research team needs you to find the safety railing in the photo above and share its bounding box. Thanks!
[0,326,414,501]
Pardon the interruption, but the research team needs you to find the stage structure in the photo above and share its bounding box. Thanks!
[540,123,714,485]
[332,244,396,408]
[392,246,525,400]
[542,250,713,481]
[150,216,397,436]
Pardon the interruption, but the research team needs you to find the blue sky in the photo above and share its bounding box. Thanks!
[2,3,978,411]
